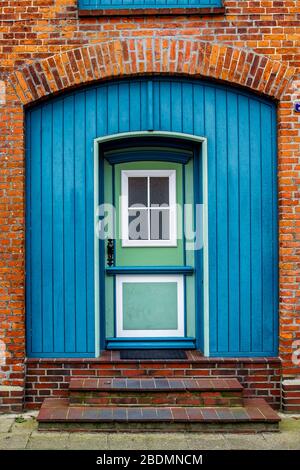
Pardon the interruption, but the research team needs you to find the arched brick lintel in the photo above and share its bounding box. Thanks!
[10,38,295,105]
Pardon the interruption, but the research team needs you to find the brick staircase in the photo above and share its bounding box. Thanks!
[37,377,280,432]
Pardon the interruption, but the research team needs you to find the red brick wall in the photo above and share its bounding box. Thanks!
[282,379,300,413]
[25,358,282,410]
[0,1,300,411]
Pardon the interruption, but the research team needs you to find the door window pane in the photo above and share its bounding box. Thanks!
[150,209,170,240]
[122,169,176,246]
[150,177,169,206]
[128,177,147,207]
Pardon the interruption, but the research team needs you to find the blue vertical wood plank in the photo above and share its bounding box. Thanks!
[249,100,263,352]
[170,81,183,132]
[147,80,154,130]
[41,104,54,352]
[272,109,279,354]
[119,82,130,133]
[129,81,142,131]
[216,89,229,353]
[25,112,32,354]
[227,92,240,353]
[107,84,119,135]
[52,99,65,353]
[182,83,193,134]
[152,80,161,130]
[261,105,274,353]
[204,85,217,354]
[140,81,148,130]
[74,92,87,352]
[238,95,251,352]
[96,87,108,137]
[63,95,76,353]
[159,80,171,131]
[30,108,43,353]
[193,85,204,137]
[86,88,97,353]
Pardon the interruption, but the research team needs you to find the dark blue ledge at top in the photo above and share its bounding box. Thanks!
[106,338,196,349]
[78,0,223,11]
[105,266,195,275]
[104,147,193,165]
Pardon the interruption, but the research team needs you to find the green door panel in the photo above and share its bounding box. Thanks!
[103,154,196,342]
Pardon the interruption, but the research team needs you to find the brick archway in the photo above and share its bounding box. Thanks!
[10,37,295,104]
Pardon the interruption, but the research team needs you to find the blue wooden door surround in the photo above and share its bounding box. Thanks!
[100,139,202,351]
[25,77,278,358]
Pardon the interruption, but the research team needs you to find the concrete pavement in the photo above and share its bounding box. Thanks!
[0,412,299,450]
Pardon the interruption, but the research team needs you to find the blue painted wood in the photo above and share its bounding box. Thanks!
[26,77,277,357]
[227,92,240,353]
[86,88,97,353]
[25,113,32,355]
[216,88,229,353]
[204,86,218,355]
[272,109,279,355]
[106,266,194,275]
[52,100,65,353]
[261,105,276,354]
[106,339,196,350]
[193,145,203,351]
[74,92,87,353]
[30,108,43,353]
[63,95,76,353]
[249,99,263,353]
[41,104,54,353]
[78,0,222,10]
[147,81,154,130]
[239,95,251,353]
[104,147,192,164]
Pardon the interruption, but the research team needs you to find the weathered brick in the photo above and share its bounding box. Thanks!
[1,1,300,412]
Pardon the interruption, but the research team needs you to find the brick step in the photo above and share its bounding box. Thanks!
[69,377,244,407]
[37,398,280,433]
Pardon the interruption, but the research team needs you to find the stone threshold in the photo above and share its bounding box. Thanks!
[25,351,282,364]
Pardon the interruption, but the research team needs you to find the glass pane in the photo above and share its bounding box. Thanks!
[150,177,169,206]
[122,282,178,330]
[150,209,170,240]
[128,208,148,240]
[128,177,148,207]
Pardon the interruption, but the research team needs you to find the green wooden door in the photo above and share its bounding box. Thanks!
[103,150,196,349]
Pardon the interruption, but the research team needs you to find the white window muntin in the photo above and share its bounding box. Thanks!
[121,169,177,247]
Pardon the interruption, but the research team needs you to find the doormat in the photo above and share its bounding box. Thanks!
[120,349,187,360]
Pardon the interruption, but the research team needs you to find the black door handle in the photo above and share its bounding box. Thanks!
[107,238,114,267]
